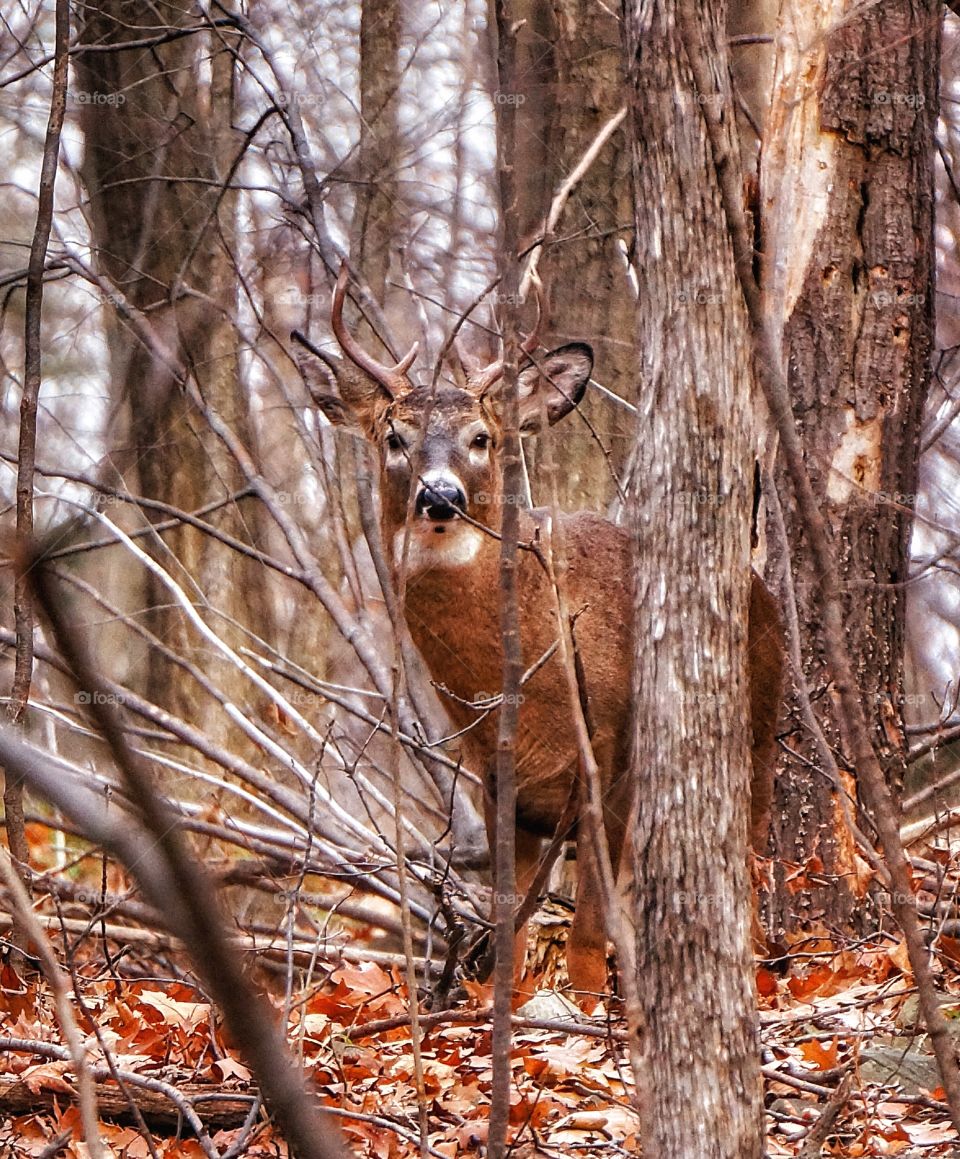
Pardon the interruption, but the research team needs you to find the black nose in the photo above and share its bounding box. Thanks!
[415,480,466,521]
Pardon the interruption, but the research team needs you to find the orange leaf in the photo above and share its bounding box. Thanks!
[20,1062,73,1095]
[787,966,837,1000]
[756,967,778,998]
[137,989,212,1029]
[937,934,960,966]
[211,1057,252,1084]
[799,1038,839,1070]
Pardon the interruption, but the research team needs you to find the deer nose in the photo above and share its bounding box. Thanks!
[415,479,466,521]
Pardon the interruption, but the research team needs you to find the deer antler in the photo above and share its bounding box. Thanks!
[331,263,418,399]
[473,275,545,396]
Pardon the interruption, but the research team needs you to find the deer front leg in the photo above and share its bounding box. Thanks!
[484,802,543,1004]
[567,777,631,1011]
[511,828,544,1004]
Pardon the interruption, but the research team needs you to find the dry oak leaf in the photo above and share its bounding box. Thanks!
[136,989,212,1029]
[19,1060,73,1095]
[799,1037,839,1070]
[210,1056,252,1084]
[935,933,960,966]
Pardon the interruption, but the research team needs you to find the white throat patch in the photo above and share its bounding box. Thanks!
[393,522,485,574]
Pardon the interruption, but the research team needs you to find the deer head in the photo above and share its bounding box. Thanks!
[315,267,594,572]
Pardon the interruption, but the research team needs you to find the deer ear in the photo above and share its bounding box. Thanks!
[517,343,593,433]
[312,391,366,433]
[295,345,384,439]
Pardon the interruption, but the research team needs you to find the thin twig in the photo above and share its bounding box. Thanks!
[519,106,627,301]
[0,1037,221,1155]
[796,1073,853,1157]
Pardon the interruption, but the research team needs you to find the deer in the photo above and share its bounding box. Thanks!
[309,266,784,1008]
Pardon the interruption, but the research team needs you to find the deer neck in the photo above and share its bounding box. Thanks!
[391,510,511,710]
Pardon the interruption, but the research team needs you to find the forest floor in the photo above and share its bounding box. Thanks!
[2,923,959,1157]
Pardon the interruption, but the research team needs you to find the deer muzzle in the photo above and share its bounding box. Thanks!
[415,477,467,522]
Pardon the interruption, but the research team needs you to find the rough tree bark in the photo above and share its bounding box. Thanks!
[759,0,941,942]
[625,2,763,1156]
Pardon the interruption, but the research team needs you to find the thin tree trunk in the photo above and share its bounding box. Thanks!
[490,11,524,1155]
[507,0,640,953]
[351,0,403,306]
[510,0,638,515]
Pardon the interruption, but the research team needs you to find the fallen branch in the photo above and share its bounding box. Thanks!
[0,1041,225,1152]
[797,1073,853,1159]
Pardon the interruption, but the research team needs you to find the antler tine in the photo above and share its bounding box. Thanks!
[473,282,544,396]
[472,358,504,395]
[331,263,418,399]
[520,275,544,356]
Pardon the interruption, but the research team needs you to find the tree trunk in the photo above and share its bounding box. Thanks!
[498,0,639,953]
[759,0,941,943]
[512,0,639,514]
[75,2,273,752]
[351,0,403,306]
[625,3,763,1156]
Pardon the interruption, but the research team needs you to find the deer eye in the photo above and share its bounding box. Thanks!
[471,431,491,450]
[385,432,405,453]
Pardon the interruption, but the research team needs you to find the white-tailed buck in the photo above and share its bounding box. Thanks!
[312,267,784,1007]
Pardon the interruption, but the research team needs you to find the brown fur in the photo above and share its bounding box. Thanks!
[317,338,784,1007]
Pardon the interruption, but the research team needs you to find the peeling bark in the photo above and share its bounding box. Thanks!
[760,0,941,940]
